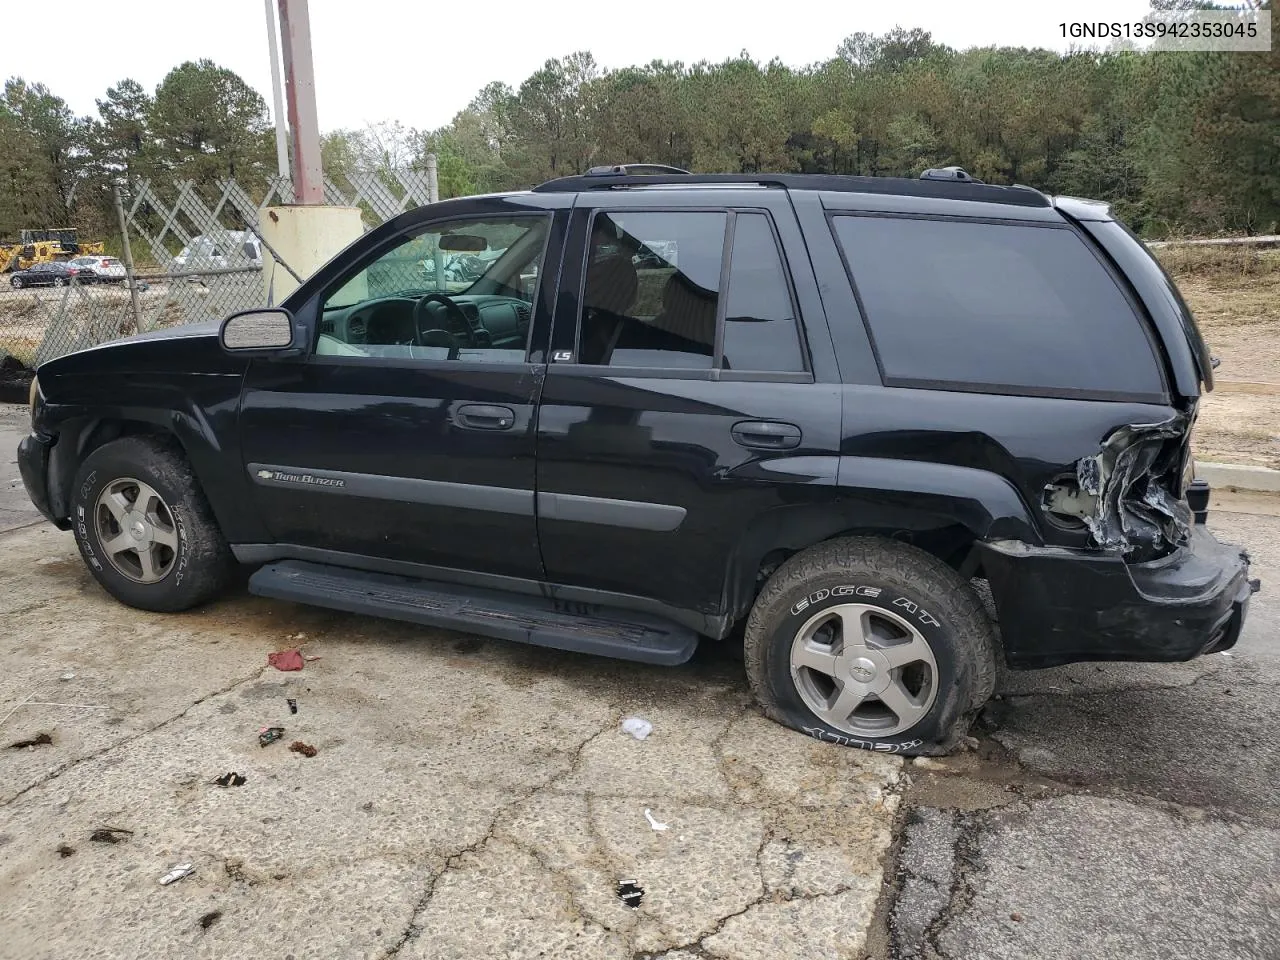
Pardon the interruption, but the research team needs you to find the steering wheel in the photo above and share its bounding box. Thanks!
[413,293,476,351]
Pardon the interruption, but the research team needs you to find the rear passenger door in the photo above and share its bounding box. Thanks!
[535,189,843,625]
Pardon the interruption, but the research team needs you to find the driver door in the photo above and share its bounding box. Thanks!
[236,201,566,583]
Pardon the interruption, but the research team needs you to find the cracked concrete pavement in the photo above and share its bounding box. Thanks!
[882,508,1280,960]
[0,518,901,960]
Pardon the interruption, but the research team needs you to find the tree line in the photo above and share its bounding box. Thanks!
[2,22,1277,243]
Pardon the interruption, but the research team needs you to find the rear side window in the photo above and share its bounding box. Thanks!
[722,214,804,373]
[831,216,1163,399]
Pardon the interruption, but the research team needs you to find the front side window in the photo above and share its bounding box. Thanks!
[577,210,806,373]
[831,216,1163,398]
[316,215,550,363]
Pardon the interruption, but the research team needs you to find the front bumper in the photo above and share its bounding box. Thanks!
[979,523,1254,669]
[17,431,58,525]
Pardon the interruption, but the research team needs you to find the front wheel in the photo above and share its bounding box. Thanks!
[11,277,23,289]
[70,436,235,612]
[744,537,997,756]
[53,277,66,287]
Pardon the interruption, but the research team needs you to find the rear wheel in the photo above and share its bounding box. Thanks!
[70,436,235,612]
[744,537,996,755]
[53,277,66,287]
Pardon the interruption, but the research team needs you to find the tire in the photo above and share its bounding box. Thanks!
[70,436,235,612]
[53,277,66,287]
[11,277,22,289]
[744,536,997,756]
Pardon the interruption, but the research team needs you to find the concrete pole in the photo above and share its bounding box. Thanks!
[264,0,290,181]
[277,0,323,204]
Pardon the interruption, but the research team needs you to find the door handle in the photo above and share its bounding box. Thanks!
[731,420,802,450]
[455,403,516,431]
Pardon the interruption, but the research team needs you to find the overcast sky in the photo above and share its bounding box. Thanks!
[8,0,1155,133]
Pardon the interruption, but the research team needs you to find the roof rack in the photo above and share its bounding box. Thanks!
[531,171,1049,207]
[586,163,690,177]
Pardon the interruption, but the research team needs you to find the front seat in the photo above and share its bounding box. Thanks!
[579,252,639,364]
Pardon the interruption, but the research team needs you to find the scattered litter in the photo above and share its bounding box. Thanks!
[617,879,644,908]
[160,863,195,886]
[198,910,222,930]
[304,655,322,662]
[289,740,317,758]
[24,702,105,710]
[644,809,669,832]
[1220,651,1234,657]
[59,672,75,681]
[287,698,298,715]
[1010,912,1024,922]
[214,772,247,787]
[913,757,949,772]
[267,649,304,672]
[89,827,133,844]
[8,732,52,750]
[56,844,75,858]
[620,717,653,740]
[258,726,285,747]
[290,633,308,642]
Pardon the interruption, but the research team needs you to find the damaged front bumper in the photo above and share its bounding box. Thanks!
[17,431,58,525]
[978,521,1255,669]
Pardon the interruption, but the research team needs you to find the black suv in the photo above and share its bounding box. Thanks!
[17,166,1255,755]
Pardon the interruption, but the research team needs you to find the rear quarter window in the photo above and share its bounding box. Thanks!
[830,216,1165,400]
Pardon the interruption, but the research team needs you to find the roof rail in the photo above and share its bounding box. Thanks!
[531,172,1050,207]
[586,163,690,177]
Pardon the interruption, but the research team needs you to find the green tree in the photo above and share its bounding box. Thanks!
[148,60,273,183]
[91,79,154,183]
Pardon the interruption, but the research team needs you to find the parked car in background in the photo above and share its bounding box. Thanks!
[9,261,81,289]
[172,233,263,271]
[67,256,126,283]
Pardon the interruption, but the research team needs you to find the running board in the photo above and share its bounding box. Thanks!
[248,560,699,666]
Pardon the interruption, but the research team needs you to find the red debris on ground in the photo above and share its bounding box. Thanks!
[267,649,304,671]
[289,741,317,758]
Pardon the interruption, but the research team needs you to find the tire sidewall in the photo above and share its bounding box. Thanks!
[760,574,970,755]
[71,450,196,609]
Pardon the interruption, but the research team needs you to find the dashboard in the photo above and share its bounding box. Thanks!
[319,294,532,354]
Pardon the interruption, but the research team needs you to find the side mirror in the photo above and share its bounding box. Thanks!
[219,308,300,356]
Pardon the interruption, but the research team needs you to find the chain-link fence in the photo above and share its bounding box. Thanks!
[0,168,435,369]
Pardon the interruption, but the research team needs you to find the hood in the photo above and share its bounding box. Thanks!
[37,319,234,380]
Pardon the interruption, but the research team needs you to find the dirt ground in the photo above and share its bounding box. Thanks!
[1169,250,1280,468]
[0,522,902,960]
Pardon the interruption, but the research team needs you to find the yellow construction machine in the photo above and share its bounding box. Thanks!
[0,229,105,271]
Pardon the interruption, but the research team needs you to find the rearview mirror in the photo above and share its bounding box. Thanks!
[220,308,296,353]
[439,233,487,252]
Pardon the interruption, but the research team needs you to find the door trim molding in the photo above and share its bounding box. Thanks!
[248,463,534,515]
[537,491,686,532]
[247,463,688,530]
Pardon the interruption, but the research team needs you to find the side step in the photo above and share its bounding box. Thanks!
[248,560,698,666]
